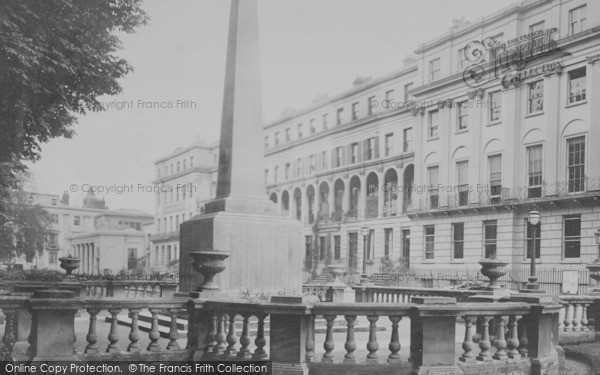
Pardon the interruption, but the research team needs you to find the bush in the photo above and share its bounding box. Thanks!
[0,268,64,282]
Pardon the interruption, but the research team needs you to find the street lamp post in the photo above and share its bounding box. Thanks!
[360,226,369,284]
[522,210,543,293]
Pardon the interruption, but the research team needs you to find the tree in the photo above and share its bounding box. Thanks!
[0,182,52,262]
[0,0,148,194]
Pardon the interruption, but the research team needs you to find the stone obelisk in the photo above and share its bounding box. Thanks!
[179,0,303,296]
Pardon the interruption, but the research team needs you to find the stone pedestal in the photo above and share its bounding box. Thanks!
[28,290,81,361]
[180,211,303,296]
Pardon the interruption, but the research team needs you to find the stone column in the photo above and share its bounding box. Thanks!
[377,170,384,218]
[410,297,463,375]
[587,54,600,180]
[358,173,366,219]
[341,177,349,213]
[301,186,308,224]
[28,290,81,361]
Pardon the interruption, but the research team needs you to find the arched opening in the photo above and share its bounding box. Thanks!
[403,165,414,213]
[366,172,379,219]
[319,182,330,218]
[383,169,399,217]
[269,192,278,204]
[332,179,345,222]
[306,185,315,224]
[281,190,290,216]
[349,176,361,219]
[293,188,302,221]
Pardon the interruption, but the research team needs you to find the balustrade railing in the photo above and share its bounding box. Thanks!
[353,285,477,303]
[82,280,178,298]
[557,295,597,345]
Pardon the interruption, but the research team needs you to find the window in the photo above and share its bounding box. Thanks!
[334,235,341,260]
[484,220,497,259]
[336,147,343,167]
[489,155,502,203]
[529,21,545,51]
[127,248,137,270]
[403,128,413,152]
[457,101,469,131]
[366,137,376,160]
[456,160,469,206]
[429,58,441,81]
[351,143,359,164]
[352,102,359,120]
[296,158,302,176]
[527,79,544,114]
[285,128,291,142]
[297,123,303,139]
[49,252,58,264]
[526,220,541,259]
[48,232,58,247]
[285,163,291,180]
[368,96,375,115]
[74,216,81,226]
[489,91,501,122]
[567,136,585,193]
[404,83,414,103]
[305,236,312,260]
[321,151,327,170]
[264,169,269,184]
[458,48,468,71]
[568,67,586,104]
[190,156,194,166]
[177,161,180,172]
[309,119,316,134]
[367,229,375,260]
[424,225,435,260]
[183,159,187,170]
[274,166,279,182]
[275,132,280,146]
[427,166,439,209]
[401,229,410,266]
[51,198,57,206]
[452,223,464,259]
[527,145,543,198]
[385,89,395,105]
[564,215,581,258]
[336,108,344,125]
[51,214,59,224]
[309,155,316,173]
[569,5,587,35]
[428,110,439,139]
[385,133,394,156]
[323,114,329,129]
[384,228,393,258]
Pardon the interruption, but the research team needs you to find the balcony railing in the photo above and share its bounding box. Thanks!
[148,230,180,242]
[408,177,600,214]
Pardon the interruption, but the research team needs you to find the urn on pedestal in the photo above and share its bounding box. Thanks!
[189,250,230,291]
[58,256,81,280]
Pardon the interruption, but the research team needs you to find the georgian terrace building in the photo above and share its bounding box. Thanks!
[263,0,600,291]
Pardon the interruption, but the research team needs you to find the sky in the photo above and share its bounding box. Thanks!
[27,0,518,214]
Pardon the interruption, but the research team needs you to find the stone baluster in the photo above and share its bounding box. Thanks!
[518,318,529,358]
[147,308,161,352]
[214,313,227,355]
[167,309,180,351]
[507,315,520,359]
[305,315,315,362]
[226,314,238,356]
[476,316,492,361]
[322,314,336,363]
[581,304,589,332]
[127,308,141,352]
[558,305,565,331]
[492,317,508,360]
[460,316,476,362]
[205,313,218,353]
[107,308,121,353]
[238,313,252,359]
[343,315,357,363]
[388,315,402,363]
[253,313,268,360]
[366,315,379,363]
[564,303,573,332]
[85,308,100,354]
[573,304,582,332]
[0,309,16,360]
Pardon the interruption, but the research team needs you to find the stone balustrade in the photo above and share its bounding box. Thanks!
[82,280,178,298]
[557,295,599,345]
[353,285,477,303]
[0,291,592,375]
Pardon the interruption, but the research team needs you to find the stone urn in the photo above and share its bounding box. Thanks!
[58,256,81,279]
[479,259,509,289]
[189,250,230,291]
[327,264,346,285]
[587,258,600,294]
